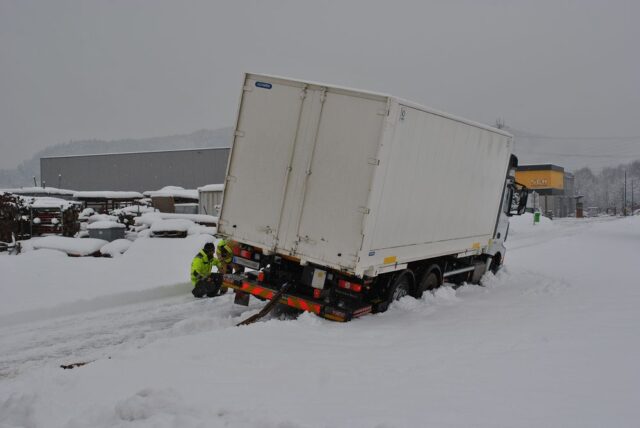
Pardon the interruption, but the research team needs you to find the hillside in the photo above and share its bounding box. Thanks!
[0,128,232,188]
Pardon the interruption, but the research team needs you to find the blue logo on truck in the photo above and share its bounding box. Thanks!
[255,81,272,89]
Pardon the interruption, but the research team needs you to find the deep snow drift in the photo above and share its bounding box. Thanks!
[1,215,639,427]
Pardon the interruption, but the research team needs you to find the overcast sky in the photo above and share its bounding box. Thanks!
[1,0,639,169]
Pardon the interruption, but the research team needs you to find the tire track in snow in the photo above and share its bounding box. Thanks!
[0,293,260,379]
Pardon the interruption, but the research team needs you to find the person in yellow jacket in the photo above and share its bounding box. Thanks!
[214,239,236,294]
[190,242,223,298]
[216,239,234,273]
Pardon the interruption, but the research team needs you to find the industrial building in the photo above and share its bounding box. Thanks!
[516,164,577,217]
[40,148,230,192]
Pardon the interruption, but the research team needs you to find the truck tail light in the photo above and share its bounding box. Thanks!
[232,246,241,256]
[240,249,252,259]
[338,279,362,292]
[313,288,322,299]
[257,271,265,282]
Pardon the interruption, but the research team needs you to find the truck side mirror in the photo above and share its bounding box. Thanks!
[507,184,529,216]
[516,188,528,215]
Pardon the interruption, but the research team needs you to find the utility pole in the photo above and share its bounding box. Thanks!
[624,170,627,216]
[632,180,635,214]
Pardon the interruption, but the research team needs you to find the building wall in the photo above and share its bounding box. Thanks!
[527,173,576,218]
[41,148,230,191]
[515,169,565,192]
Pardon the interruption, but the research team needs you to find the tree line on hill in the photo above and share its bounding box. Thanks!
[574,160,640,212]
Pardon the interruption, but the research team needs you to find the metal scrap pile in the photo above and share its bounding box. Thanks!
[0,193,29,248]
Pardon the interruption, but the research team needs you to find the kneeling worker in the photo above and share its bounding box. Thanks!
[190,242,223,298]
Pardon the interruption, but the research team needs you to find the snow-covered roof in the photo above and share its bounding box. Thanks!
[1,187,76,196]
[23,197,79,210]
[135,212,218,227]
[197,184,225,192]
[41,146,229,160]
[143,186,199,200]
[73,191,144,200]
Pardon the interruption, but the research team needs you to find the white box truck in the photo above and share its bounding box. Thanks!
[219,73,528,321]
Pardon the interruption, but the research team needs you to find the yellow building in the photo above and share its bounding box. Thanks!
[516,164,576,217]
[515,164,565,195]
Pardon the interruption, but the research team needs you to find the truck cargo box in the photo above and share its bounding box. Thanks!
[218,73,513,277]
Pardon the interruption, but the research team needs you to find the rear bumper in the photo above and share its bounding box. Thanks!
[223,274,372,322]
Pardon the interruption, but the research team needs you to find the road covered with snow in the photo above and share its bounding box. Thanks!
[1,215,639,427]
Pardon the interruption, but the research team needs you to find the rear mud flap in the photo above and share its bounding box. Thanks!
[234,290,250,306]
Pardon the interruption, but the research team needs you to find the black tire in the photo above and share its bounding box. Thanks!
[375,270,414,314]
[413,265,442,298]
[489,253,502,274]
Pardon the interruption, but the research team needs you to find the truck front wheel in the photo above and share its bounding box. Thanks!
[489,253,502,274]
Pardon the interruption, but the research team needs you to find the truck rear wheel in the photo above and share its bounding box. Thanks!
[413,265,442,298]
[390,272,412,301]
[374,270,415,313]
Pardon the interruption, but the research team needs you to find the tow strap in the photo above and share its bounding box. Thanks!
[236,282,293,326]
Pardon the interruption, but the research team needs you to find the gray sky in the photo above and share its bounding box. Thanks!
[1,0,639,169]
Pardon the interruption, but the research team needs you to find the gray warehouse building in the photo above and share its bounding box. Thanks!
[40,148,230,191]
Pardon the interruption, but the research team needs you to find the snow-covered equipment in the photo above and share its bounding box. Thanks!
[219,73,528,321]
[87,220,126,242]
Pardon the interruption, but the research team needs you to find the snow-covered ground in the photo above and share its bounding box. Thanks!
[1,215,639,427]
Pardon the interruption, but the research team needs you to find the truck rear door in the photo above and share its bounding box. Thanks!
[220,75,388,271]
[218,76,308,248]
[290,89,388,270]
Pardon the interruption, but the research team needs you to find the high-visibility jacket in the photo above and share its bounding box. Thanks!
[216,239,233,267]
[190,250,220,285]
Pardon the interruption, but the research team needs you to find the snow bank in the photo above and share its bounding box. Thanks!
[100,239,132,257]
[79,207,95,219]
[508,211,555,236]
[0,234,214,319]
[1,217,640,427]
[87,221,125,230]
[111,205,157,216]
[29,236,108,256]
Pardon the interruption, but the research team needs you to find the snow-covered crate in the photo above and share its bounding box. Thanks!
[87,221,126,242]
[150,219,194,238]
